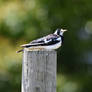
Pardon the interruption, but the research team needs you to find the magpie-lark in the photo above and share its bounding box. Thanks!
[17,28,67,53]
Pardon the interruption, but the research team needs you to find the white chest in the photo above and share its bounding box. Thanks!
[44,41,61,50]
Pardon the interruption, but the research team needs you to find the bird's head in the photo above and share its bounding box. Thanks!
[54,28,67,36]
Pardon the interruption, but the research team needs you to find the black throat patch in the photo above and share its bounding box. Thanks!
[61,36,64,43]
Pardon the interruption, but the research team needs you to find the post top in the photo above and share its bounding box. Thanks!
[24,48,56,54]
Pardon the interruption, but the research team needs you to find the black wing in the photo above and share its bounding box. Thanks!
[21,34,60,47]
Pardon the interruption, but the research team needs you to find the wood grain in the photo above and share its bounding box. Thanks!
[22,50,57,92]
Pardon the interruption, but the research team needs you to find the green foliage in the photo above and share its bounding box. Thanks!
[0,61,21,92]
[0,0,92,92]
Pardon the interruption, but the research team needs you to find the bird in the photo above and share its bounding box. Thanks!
[17,28,67,53]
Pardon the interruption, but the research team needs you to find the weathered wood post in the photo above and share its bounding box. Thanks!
[22,50,57,92]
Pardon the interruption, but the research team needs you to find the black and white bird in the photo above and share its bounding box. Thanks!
[17,28,67,53]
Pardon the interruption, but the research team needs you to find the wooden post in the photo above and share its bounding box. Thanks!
[22,50,57,92]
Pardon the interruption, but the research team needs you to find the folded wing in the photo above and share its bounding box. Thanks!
[21,34,60,48]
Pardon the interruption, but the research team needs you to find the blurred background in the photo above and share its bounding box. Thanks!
[0,0,92,92]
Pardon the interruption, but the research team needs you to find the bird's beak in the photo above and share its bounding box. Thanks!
[60,29,67,32]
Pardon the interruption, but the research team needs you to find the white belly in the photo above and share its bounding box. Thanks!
[27,42,61,51]
[43,41,61,50]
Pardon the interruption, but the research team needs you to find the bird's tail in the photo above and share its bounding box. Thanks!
[16,49,24,53]
[21,44,32,48]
